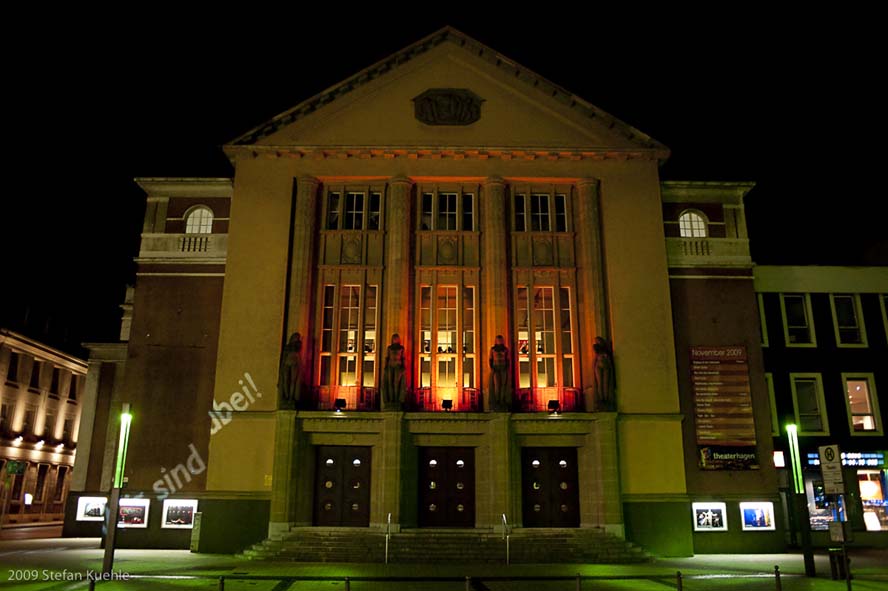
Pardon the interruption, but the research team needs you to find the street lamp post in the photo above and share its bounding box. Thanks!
[786,424,815,577]
[102,403,132,576]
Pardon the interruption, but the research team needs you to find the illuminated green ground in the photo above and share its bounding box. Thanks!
[0,539,885,590]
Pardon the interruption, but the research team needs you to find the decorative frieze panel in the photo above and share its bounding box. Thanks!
[417,234,480,268]
[320,232,384,266]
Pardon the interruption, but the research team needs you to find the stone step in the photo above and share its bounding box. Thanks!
[241,527,653,563]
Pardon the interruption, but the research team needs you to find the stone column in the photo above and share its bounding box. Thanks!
[285,176,321,340]
[377,411,405,530]
[575,179,609,411]
[69,361,102,492]
[480,177,511,411]
[268,410,299,537]
[280,176,320,409]
[582,413,623,535]
[380,176,414,410]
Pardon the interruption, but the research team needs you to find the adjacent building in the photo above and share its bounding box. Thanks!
[755,267,887,545]
[0,329,86,525]
[62,27,885,558]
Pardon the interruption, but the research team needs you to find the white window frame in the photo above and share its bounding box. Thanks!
[829,293,867,348]
[184,206,214,234]
[789,373,829,436]
[780,293,817,348]
[841,373,882,437]
[757,293,769,347]
[765,373,778,436]
[678,209,708,238]
[879,294,888,343]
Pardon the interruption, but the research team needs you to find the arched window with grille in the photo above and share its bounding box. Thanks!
[185,206,214,234]
[678,209,707,238]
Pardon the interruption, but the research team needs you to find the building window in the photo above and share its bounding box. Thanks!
[53,466,68,502]
[842,374,881,435]
[790,374,828,435]
[417,285,477,402]
[185,207,213,234]
[419,189,475,231]
[68,376,78,401]
[858,469,888,531]
[515,286,575,390]
[62,417,74,442]
[23,408,36,434]
[881,294,888,341]
[514,192,569,233]
[757,294,769,347]
[780,294,816,347]
[43,410,55,439]
[29,361,41,390]
[34,464,49,502]
[0,403,11,432]
[318,285,378,389]
[325,188,383,231]
[830,294,867,346]
[6,351,19,383]
[49,367,60,395]
[678,210,707,238]
[765,373,778,436]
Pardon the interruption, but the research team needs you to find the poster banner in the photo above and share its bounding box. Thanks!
[692,345,759,470]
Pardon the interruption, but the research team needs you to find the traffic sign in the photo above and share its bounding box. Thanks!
[819,444,845,494]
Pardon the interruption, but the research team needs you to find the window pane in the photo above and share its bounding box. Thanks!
[327,192,341,230]
[186,208,213,234]
[368,192,381,230]
[339,355,357,387]
[678,211,706,238]
[562,358,574,388]
[531,194,550,232]
[421,193,433,230]
[438,193,457,230]
[420,357,431,388]
[463,359,475,388]
[537,357,556,387]
[834,296,857,327]
[362,360,375,388]
[795,380,819,413]
[515,195,526,232]
[784,296,807,326]
[6,352,18,382]
[344,193,364,230]
[462,194,474,231]
[320,357,331,386]
[554,194,567,232]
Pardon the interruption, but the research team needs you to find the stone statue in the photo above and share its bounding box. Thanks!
[382,334,406,410]
[488,335,512,411]
[278,332,303,409]
[592,337,616,411]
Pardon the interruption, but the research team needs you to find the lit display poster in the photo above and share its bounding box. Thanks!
[691,346,758,470]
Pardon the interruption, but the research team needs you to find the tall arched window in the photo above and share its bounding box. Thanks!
[185,207,214,234]
[678,210,707,238]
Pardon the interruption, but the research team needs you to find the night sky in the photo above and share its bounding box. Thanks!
[2,17,885,356]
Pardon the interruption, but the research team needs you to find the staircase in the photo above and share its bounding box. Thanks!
[242,527,651,563]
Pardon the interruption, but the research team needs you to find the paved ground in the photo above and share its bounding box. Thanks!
[0,535,885,590]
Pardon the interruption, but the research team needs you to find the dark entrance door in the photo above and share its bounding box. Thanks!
[314,446,372,527]
[418,447,475,527]
[521,447,580,527]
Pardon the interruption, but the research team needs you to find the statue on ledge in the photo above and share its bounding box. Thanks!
[278,332,304,410]
[382,334,406,410]
[488,335,512,411]
[592,336,616,412]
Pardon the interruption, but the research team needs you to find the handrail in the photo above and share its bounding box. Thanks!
[502,513,511,566]
[385,512,391,564]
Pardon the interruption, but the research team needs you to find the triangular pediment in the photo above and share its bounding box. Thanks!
[228,28,667,157]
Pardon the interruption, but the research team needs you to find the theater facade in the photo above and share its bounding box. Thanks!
[64,28,784,557]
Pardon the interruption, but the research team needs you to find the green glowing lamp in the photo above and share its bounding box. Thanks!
[113,405,133,489]
[786,424,803,495]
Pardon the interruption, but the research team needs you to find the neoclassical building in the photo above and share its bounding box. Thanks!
[64,27,788,558]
